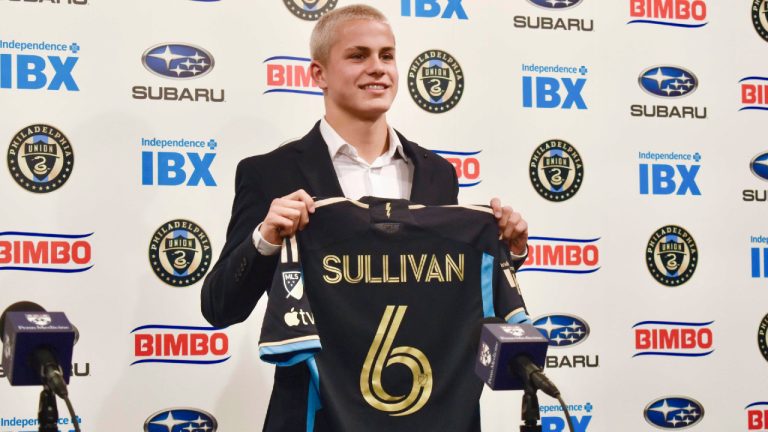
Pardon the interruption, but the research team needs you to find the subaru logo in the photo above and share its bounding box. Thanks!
[644,396,704,429]
[533,314,590,347]
[750,151,768,181]
[144,408,217,432]
[527,0,583,10]
[142,43,214,80]
[638,66,698,98]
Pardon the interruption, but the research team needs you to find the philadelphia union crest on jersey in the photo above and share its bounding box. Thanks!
[646,225,698,286]
[7,124,74,193]
[149,219,212,287]
[529,139,584,201]
[283,0,337,20]
[759,313,768,363]
[753,0,768,42]
[408,50,464,113]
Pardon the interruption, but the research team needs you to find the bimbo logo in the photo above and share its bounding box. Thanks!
[628,0,708,27]
[644,396,704,429]
[0,231,93,273]
[131,325,230,365]
[520,236,600,274]
[144,408,218,432]
[747,402,768,430]
[264,56,321,96]
[741,77,768,111]
[633,320,714,357]
[0,39,80,91]
[433,149,481,187]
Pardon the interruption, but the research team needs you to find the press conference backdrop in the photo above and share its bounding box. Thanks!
[1,1,768,431]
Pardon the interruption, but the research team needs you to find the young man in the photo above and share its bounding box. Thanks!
[200,5,529,430]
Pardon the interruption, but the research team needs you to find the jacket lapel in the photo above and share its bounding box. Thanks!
[295,121,344,198]
[397,130,435,203]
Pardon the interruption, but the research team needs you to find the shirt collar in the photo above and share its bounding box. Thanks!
[320,117,408,163]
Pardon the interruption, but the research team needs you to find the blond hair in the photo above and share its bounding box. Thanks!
[310,4,390,64]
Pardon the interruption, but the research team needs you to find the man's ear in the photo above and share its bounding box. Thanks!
[310,60,327,90]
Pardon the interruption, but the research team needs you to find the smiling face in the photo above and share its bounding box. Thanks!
[311,19,398,123]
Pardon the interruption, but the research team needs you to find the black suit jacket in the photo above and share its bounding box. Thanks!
[201,121,459,329]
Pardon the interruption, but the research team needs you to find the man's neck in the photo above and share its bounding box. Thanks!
[324,112,390,164]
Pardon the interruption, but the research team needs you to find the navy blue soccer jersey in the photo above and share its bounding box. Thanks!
[258,197,529,432]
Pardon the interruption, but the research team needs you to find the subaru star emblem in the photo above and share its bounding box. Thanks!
[144,407,218,432]
[527,0,583,10]
[750,151,768,181]
[644,396,704,429]
[142,43,215,80]
[639,66,698,98]
[533,314,590,347]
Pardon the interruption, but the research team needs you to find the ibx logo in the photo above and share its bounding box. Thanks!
[743,151,768,202]
[740,76,768,111]
[638,151,701,196]
[433,149,481,187]
[0,231,93,273]
[144,408,217,432]
[0,38,80,91]
[628,0,708,28]
[141,136,217,187]
[520,236,600,274]
[631,65,706,119]
[401,0,467,20]
[540,401,594,432]
[747,402,768,430]
[264,56,321,96]
[633,320,714,357]
[132,325,230,365]
[522,63,588,110]
[133,43,224,102]
[644,396,704,429]
[751,234,768,278]
[514,0,593,31]
[534,314,598,369]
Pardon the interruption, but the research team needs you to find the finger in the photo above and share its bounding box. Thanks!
[497,206,513,230]
[489,198,502,217]
[264,215,298,237]
[287,189,316,213]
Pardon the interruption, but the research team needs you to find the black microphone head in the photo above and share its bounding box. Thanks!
[1,302,46,339]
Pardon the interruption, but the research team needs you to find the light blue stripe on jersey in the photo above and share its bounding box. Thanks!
[259,340,322,367]
[306,356,321,432]
[481,253,494,318]
[507,311,531,324]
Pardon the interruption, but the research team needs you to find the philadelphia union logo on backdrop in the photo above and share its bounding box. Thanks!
[408,50,464,113]
[753,0,768,42]
[149,220,211,287]
[759,313,768,363]
[284,0,337,20]
[529,139,583,201]
[646,225,698,286]
[7,124,73,193]
[145,408,217,432]
[644,396,704,429]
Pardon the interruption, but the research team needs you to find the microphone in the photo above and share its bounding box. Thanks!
[1,301,76,398]
[474,317,560,397]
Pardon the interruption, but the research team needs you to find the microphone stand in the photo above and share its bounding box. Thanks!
[38,386,58,432]
[520,381,542,432]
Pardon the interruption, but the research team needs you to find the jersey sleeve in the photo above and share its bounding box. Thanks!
[493,242,531,324]
[258,235,322,366]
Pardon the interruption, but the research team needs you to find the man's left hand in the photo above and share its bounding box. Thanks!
[490,198,528,256]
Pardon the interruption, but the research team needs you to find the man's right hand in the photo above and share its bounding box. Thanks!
[259,189,316,245]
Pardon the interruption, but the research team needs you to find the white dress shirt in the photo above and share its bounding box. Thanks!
[253,118,414,255]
